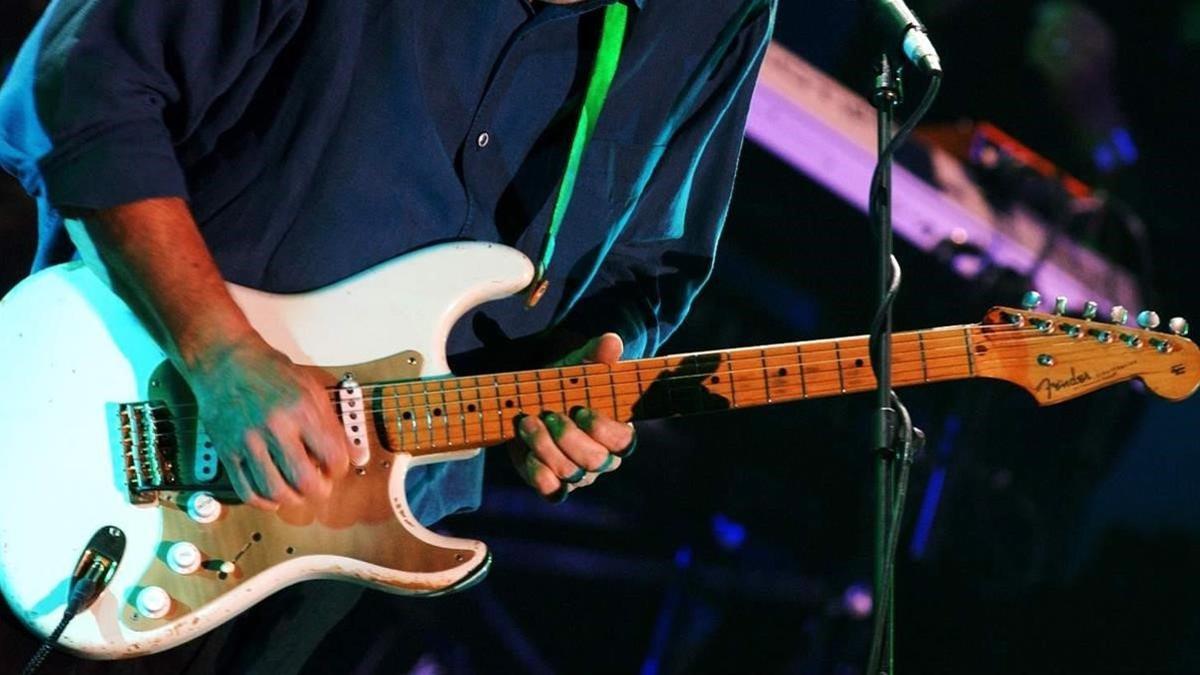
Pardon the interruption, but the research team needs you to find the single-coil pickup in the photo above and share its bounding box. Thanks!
[338,375,370,454]
[193,429,219,483]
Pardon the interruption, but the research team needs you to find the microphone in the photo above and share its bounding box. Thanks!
[865,0,942,75]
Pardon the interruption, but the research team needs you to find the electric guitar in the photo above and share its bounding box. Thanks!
[0,241,1195,659]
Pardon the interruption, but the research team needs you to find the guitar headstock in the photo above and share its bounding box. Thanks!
[973,292,1200,405]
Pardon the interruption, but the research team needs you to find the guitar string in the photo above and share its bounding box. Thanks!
[313,322,1164,399]
[124,322,1155,417]
[128,327,1029,421]
[133,334,1168,433]
[133,329,1172,426]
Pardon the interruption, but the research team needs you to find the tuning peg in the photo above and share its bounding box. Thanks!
[1136,310,1161,330]
[1053,296,1068,315]
[1169,317,1190,336]
[1083,301,1099,320]
[1110,305,1129,325]
[1021,291,1043,310]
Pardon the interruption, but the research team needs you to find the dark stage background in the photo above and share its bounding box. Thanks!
[3,1,1200,673]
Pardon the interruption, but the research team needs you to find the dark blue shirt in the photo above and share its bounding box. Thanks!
[0,0,774,523]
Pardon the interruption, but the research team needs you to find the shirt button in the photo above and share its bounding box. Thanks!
[476,131,490,148]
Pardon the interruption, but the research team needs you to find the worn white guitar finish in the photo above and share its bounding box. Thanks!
[0,242,533,658]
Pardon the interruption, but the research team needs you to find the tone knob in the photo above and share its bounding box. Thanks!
[1021,291,1042,310]
[166,542,201,575]
[1110,306,1129,325]
[186,492,221,524]
[1170,317,1190,336]
[1083,301,1099,320]
[1136,310,1161,330]
[1053,296,1068,315]
[135,586,172,619]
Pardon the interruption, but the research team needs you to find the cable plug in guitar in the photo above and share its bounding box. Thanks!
[20,526,125,675]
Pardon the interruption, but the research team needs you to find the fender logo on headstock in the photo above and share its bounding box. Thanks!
[1035,368,1092,401]
[1172,364,1188,376]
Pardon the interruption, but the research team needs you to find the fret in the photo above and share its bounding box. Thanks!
[421,381,436,449]
[583,368,593,411]
[608,366,619,418]
[633,360,647,399]
[917,330,929,382]
[471,376,486,443]
[435,380,452,446]
[962,327,975,376]
[796,344,808,398]
[448,378,467,445]
[491,375,506,439]
[725,352,737,407]
[556,367,569,412]
[391,387,404,453]
[760,349,772,403]
[405,381,419,446]
[833,340,846,394]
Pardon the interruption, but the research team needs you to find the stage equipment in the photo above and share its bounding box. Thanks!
[862,8,943,662]
[863,0,941,75]
[0,242,1194,659]
[744,43,1142,313]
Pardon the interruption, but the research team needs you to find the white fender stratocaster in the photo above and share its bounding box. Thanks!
[0,242,1195,659]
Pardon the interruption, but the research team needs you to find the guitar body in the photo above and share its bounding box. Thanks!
[0,242,534,658]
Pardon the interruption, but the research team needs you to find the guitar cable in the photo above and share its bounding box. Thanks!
[20,575,100,675]
[20,527,125,675]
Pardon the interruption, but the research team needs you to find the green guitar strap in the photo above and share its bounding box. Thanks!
[525,2,629,308]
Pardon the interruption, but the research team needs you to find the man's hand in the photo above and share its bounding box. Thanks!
[70,198,368,511]
[508,333,637,501]
[185,336,367,510]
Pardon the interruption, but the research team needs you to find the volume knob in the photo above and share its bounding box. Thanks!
[135,586,172,619]
[166,542,201,575]
[186,492,221,524]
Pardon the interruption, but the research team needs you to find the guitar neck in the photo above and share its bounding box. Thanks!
[370,325,981,456]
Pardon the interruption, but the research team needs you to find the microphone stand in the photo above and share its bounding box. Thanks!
[869,53,902,675]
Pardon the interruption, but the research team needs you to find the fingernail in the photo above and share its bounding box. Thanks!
[565,467,587,484]
[540,411,566,439]
[571,407,595,432]
[516,414,537,437]
[596,454,617,473]
[616,433,638,458]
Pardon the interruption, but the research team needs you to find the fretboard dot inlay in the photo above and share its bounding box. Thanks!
[778,368,788,376]
[570,378,579,385]
[505,400,515,408]
[467,404,477,412]
[855,358,864,368]
[711,376,720,384]
[402,411,413,420]
[433,408,442,416]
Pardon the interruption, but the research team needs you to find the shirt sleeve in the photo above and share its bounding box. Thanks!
[559,0,775,359]
[0,0,305,211]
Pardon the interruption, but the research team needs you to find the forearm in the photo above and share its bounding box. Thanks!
[67,196,258,370]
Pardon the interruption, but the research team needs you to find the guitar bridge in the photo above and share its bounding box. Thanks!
[117,401,180,503]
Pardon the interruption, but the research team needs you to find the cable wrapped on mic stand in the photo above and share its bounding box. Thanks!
[864,51,942,675]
